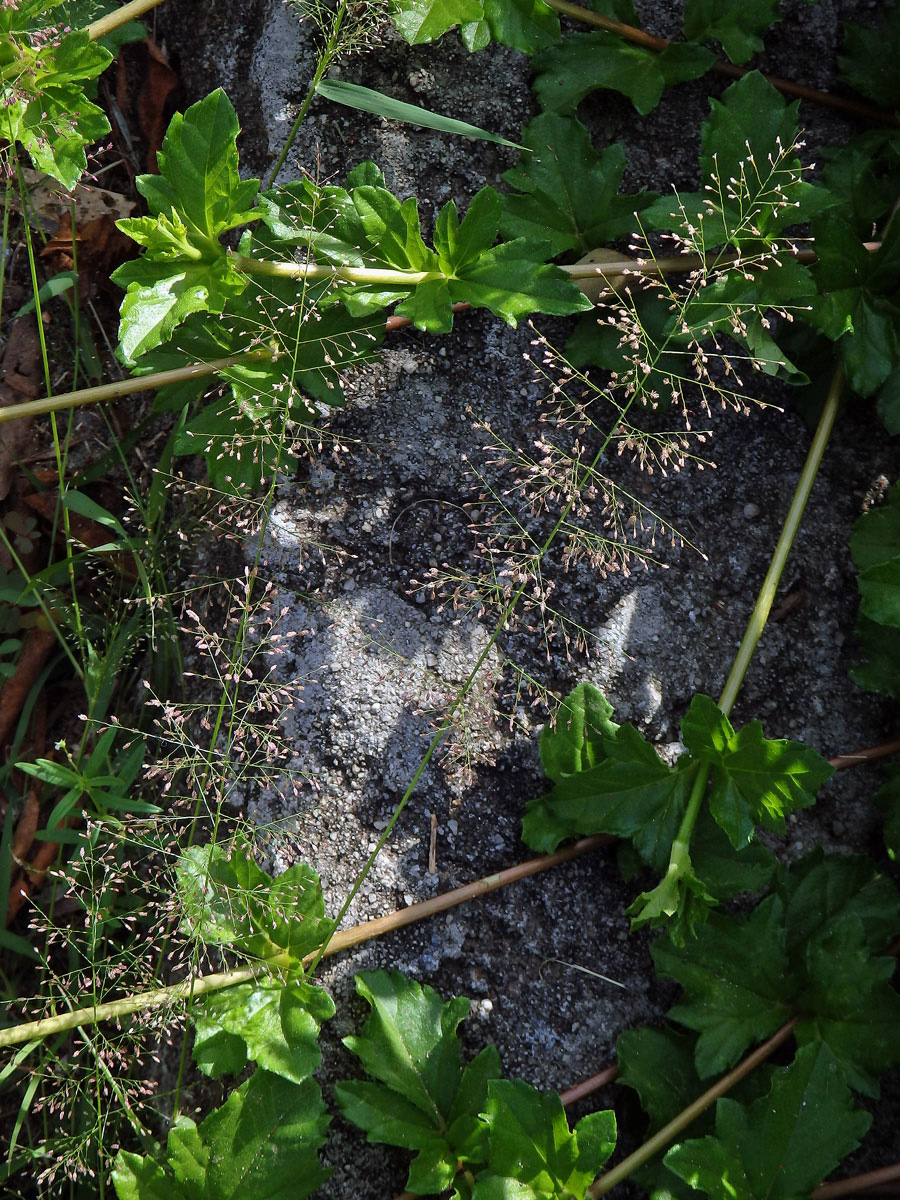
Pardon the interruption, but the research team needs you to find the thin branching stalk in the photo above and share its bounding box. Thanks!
[588,1019,799,1196]
[540,0,899,126]
[0,837,611,1048]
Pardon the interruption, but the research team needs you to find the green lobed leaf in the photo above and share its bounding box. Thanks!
[665,1044,871,1200]
[655,853,900,1082]
[838,8,900,111]
[176,835,334,974]
[389,0,484,43]
[683,0,781,64]
[112,1071,330,1200]
[532,32,713,116]
[539,682,619,784]
[798,914,900,1096]
[680,693,833,848]
[804,212,900,396]
[0,21,112,189]
[500,114,656,256]
[338,970,501,1190]
[524,719,694,869]
[114,89,260,361]
[477,1079,616,1199]
[192,978,335,1084]
[616,1026,705,1132]
[652,895,793,1078]
[646,72,831,251]
[820,132,900,237]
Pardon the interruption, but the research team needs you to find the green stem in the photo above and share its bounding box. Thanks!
[664,762,710,876]
[265,0,355,188]
[0,836,610,1049]
[0,349,272,425]
[717,364,844,718]
[588,1019,798,1197]
[86,0,165,41]
[230,251,440,286]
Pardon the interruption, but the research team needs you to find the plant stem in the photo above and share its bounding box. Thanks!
[559,1064,619,1106]
[0,836,611,1048]
[540,0,899,127]
[0,350,272,426]
[230,251,440,286]
[717,363,844,717]
[588,1019,798,1196]
[830,738,900,770]
[86,0,165,41]
[266,0,354,187]
[815,1164,900,1200]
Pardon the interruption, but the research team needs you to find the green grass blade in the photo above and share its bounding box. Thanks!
[316,79,526,149]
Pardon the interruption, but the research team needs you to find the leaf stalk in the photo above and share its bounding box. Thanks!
[717,363,844,717]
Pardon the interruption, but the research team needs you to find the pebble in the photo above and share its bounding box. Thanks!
[743,503,760,520]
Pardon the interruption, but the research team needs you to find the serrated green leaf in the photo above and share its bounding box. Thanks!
[838,8,900,111]
[477,0,560,52]
[448,238,592,325]
[192,978,334,1083]
[389,0,485,43]
[627,858,717,944]
[820,132,900,235]
[524,718,694,869]
[532,32,713,115]
[798,914,900,1096]
[851,615,900,696]
[653,896,792,1077]
[665,1045,871,1200]
[850,479,900,689]
[689,808,776,901]
[343,969,469,1117]
[338,970,500,1191]
[616,1026,704,1131]
[805,213,900,396]
[774,848,900,959]
[647,72,830,252]
[176,836,334,974]
[683,0,780,64]
[500,114,656,256]
[0,25,112,188]
[112,1072,330,1200]
[680,693,833,848]
[114,89,260,361]
[481,1079,615,1197]
[539,682,618,783]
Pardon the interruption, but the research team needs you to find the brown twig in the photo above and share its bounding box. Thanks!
[829,739,900,771]
[815,1164,900,1200]
[325,835,613,958]
[559,1063,619,1106]
[588,1019,798,1195]
[540,0,899,127]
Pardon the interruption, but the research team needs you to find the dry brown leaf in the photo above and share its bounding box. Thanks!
[5,170,135,236]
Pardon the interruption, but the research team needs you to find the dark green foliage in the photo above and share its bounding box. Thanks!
[112,1072,331,1199]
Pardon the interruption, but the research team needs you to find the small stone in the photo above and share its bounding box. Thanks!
[743,503,760,520]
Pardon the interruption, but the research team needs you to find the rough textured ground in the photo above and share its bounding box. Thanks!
[155,0,899,1192]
